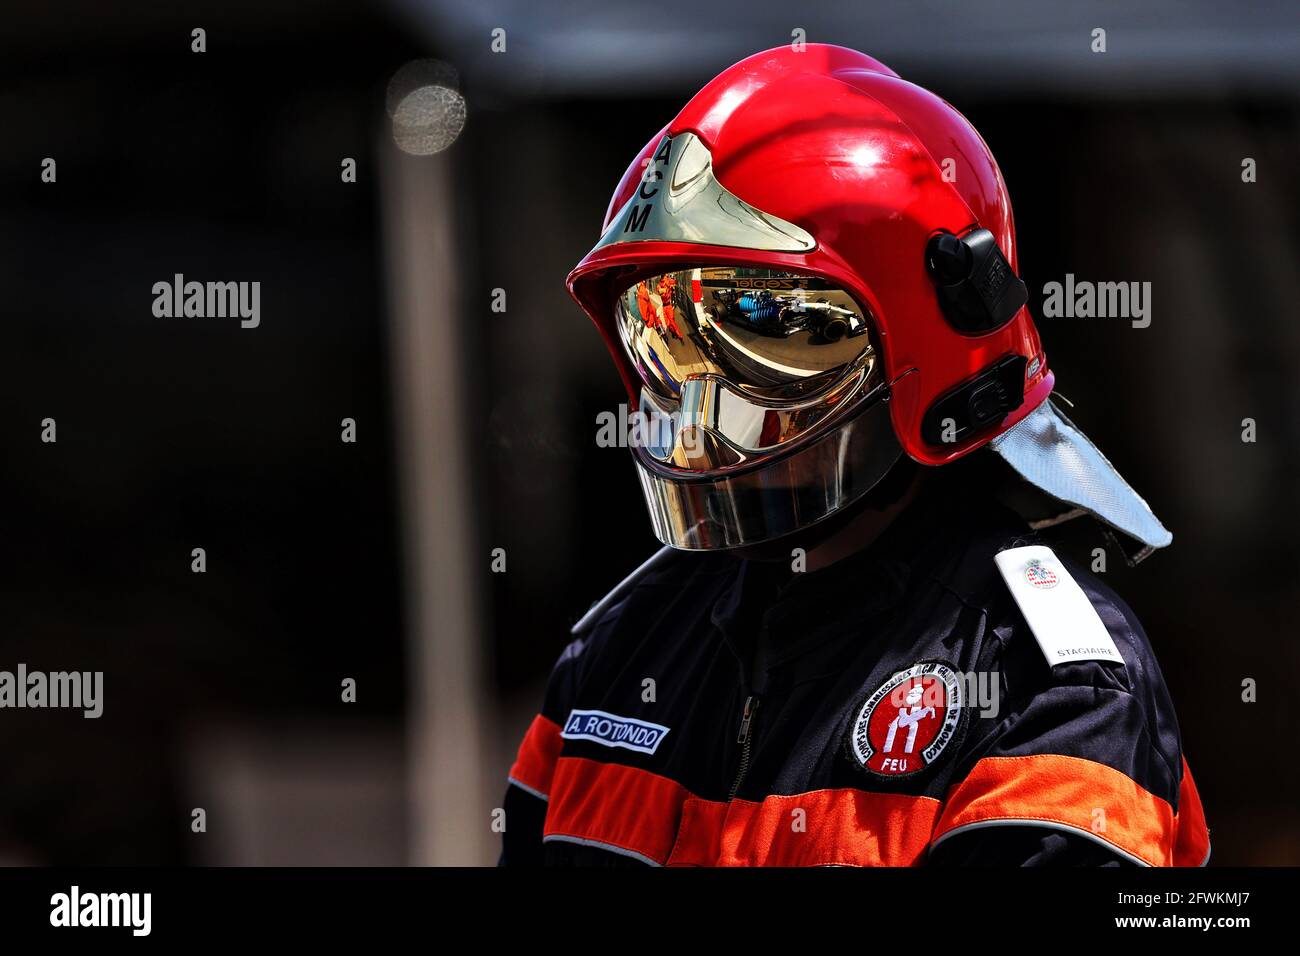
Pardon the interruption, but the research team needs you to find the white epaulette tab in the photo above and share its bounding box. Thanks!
[994,545,1124,667]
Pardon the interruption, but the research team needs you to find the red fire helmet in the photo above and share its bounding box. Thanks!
[568,44,1170,556]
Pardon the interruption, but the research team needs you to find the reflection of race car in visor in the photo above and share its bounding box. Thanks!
[704,288,867,343]
[615,267,879,402]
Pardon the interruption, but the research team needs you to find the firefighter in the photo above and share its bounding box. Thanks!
[501,44,1208,867]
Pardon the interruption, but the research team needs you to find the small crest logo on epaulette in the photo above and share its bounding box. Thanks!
[1024,558,1058,590]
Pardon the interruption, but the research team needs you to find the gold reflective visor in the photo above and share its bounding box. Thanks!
[613,266,883,477]
[615,267,875,399]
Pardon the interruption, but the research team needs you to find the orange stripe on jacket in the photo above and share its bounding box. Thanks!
[544,757,690,864]
[522,728,1210,866]
[1173,757,1211,866]
[507,714,563,798]
[544,756,940,866]
[667,788,940,867]
[932,754,1185,866]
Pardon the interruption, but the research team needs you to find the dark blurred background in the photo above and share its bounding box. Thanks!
[0,0,1296,865]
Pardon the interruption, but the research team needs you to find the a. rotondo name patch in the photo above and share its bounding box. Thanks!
[561,709,671,755]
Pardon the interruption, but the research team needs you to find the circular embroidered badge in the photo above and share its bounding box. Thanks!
[847,661,965,778]
[1024,558,1059,590]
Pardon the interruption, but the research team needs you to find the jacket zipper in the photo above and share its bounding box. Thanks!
[728,694,761,800]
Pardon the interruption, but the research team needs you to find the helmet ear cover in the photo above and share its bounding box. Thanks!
[925,227,1028,335]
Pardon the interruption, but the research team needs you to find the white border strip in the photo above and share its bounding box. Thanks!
[506,776,549,802]
[542,834,662,867]
[929,818,1154,867]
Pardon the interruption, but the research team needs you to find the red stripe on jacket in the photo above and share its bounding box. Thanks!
[508,713,1210,866]
[541,756,939,866]
[932,753,1209,866]
[508,714,563,798]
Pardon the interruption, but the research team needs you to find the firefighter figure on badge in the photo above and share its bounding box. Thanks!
[501,44,1209,867]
